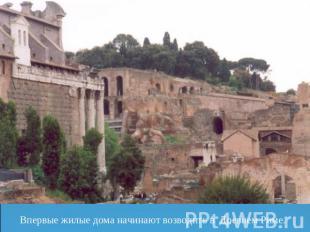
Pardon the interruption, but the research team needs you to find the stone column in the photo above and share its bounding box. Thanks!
[96,90,106,173]
[87,90,96,129]
[79,88,86,144]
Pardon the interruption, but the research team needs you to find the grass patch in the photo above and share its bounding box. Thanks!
[46,189,75,203]
[164,134,184,145]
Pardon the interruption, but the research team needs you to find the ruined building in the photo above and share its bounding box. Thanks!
[0,2,309,203]
[0,1,106,173]
[99,68,310,203]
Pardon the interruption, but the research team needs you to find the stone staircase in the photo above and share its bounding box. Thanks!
[127,112,139,134]
[106,118,123,134]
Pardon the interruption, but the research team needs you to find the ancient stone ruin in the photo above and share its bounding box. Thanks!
[0,2,309,203]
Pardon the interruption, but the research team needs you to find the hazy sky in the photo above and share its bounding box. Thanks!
[6,0,310,91]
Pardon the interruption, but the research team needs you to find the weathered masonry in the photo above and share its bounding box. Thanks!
[0,2,106,172]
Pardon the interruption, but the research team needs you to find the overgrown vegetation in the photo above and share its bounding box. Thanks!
[105,123,121,168]
[164,134,184,145]
[199,175,269,204]
[108,134,145,195]
[71,32,275,92]
[0,99,18,168]
[0,99,145,202]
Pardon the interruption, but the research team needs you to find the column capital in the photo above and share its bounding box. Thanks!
[80,87,85,98]
[89,89,95,98]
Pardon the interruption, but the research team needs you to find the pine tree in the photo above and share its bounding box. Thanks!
[172,38,178,51]
[17,107,42,166]
[143,37,151,47]
[0,99,18,168]
[163,32,171,48]
[42,115,62,189]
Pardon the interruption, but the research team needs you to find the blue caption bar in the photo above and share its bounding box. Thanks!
[1,204,309,232]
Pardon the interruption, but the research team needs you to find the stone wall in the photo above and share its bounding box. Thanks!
[251,103,294,127]
[141,144,199,193]
[8,77,80,146]
[292,82,310,156]
[0,58,13,102]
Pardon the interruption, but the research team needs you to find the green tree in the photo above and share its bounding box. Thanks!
[42,115,62,189]
[17,107,42,166]
[199,175,269,204]
[172,38,178,51]
[83,128,103,155]
[0,99,18,168]
[108,135,145,195]
[216,58,231,82]
[286,89,296,95]
[112,34,140,56]
[163,32,171,48]
[143,37,151,47]
[59,146,101,203]
[238,58,269,72]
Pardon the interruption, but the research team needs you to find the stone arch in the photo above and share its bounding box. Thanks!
[180,86,187,94]
[189,87,194,94]
[115,100,123,118]
[265,148,277,155]
[116,76,123,96]
[155,83,161,92]
[213,117,224,134]
[104,99,110,116]
[103,77,109,97]
[169,83,174,92]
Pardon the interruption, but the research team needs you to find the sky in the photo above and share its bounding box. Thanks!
[6,0,310,92]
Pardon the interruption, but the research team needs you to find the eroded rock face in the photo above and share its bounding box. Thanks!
[132,112,176,144]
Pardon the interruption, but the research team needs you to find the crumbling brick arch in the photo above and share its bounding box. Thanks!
[116,75,123,96]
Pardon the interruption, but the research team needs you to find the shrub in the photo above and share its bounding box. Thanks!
[59,146,101,203]
[199,175,269,204]
[83,128,103,155]
[32,165,45,185]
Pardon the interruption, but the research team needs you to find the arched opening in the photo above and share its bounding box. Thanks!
[116,76,123,96]
[213,117,224,135]
[104,99,110,116]
[189,87,194,94]
[265,148,277,155]
[170,84,174,92]
[115,101,123,118]
[103,77,109,97]
[180,86,187,94]
[155,83,161,92]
